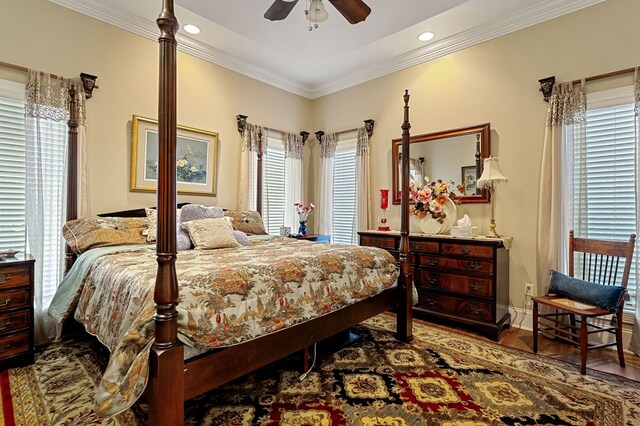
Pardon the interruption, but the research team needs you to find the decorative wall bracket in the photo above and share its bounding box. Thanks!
[538,76,555,102]
[315,131,325,143]
[79,73,98,99]
[236,114,248,133]
[300,131,309,145]
[364,119,375,138]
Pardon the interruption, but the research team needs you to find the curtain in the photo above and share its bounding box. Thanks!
[536,82,586,295]
[630,68,640,356]
[317,133,337,236]
[237,123,262,211]
[284,132,304,229]
[25,70,87,343]
[355,127,371,240]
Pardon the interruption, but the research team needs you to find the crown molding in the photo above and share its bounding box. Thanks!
[51,0,603,100]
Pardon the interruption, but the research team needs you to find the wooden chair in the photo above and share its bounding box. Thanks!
[532,230,636,374]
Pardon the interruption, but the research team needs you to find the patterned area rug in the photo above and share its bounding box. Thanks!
[1,314,640,425]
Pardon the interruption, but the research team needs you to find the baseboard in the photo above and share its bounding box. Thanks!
[509,305,634,352]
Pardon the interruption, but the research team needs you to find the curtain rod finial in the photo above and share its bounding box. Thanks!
[236,114,248,133]
[538,76,555,102]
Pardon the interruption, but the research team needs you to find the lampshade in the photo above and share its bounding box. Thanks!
[476,156,508,189]
[306,0,329,23]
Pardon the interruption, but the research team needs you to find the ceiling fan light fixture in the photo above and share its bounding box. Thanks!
[184,24,201,35]
[306,0,329,23]
[418,31,435,42]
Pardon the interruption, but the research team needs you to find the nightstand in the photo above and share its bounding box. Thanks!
[0,254,34,370]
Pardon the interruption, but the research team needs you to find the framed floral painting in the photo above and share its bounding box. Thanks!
[461,165,478,196]
[130,115,218,196]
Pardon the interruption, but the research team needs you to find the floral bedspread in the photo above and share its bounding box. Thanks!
[50,238,398,416]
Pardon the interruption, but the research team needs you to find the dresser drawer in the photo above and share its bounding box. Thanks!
[0,332,30,359]
[419,271,493,298]
[409,240,438,253]
[360,235,396,249]
[419,255,494,274]
[441,243,494,259]
[417,291,493,321]
[389,251,415,264]
[0,265,31,290]
[0,310,30,335]
[0,289,30,311]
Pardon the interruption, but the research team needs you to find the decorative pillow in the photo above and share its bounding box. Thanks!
[232,230,250,246]
[144,208,182,243]
[225,210,267,235]
[181,217,240,250]
[63,217,147,254]
[548,270,626,312]
[177,204,225,250]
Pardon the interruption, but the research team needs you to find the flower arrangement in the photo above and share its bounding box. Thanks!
[409,177,463,222]
[294,202,315,222]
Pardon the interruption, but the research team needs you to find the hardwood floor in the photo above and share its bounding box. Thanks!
[416,318,640,381]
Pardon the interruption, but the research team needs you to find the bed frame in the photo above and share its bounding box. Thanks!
[63,1,414,423]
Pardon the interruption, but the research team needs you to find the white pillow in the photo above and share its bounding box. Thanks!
[181,217,240,249]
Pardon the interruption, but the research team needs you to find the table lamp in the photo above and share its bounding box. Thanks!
[377,189,390,231]
[476,156,508,238]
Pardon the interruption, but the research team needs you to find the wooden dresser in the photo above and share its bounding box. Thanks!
[359,231,510,341]
[0,254,35,370]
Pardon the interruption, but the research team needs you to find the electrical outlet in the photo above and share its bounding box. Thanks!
[524,283,534,298]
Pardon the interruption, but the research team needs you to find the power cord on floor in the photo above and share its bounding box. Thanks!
[518,286,533,330]
[299,342,317,381]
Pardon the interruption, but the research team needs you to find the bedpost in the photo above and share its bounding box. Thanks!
[65,85,79,272]
[256,128,263,215]
[148,0,184,425]
[397,90,413,342]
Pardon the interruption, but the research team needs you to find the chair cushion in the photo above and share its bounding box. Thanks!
[547,270,626,312]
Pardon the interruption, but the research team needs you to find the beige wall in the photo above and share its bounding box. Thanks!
[1,0,639,308]
[311,0,640,307]
[0,0,312,214]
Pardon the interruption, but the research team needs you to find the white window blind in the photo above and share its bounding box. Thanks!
[574,86,638,311]
[263,137,286,234]
[0,81,26,251]
[333,138,358,245]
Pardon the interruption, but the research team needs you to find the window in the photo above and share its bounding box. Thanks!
[572,86,639,311]
[332,137,358,245]
[262,137,286,234]
[0,80,26,251]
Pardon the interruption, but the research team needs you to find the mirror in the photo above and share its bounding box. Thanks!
[391,123,490,204]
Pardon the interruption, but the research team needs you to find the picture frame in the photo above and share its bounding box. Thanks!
[130,115,218,196]
[461,165,478,196]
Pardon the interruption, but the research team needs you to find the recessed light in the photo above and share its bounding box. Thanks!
[184,24,201,35]
[418,32,434,42]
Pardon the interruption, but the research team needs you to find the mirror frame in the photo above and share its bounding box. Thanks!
[391,123,491,205]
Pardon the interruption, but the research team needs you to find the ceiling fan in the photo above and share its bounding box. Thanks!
[264,0,371,26]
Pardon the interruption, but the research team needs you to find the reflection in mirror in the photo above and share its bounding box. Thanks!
[392,123,490,204]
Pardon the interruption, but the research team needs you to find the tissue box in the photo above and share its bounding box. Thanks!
[450,226,473,237]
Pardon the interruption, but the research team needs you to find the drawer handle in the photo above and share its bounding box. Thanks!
[426,257,437,266]
[427,276,439,285]
[470,305,481,315]
[0,273,11,284]
[373,239,381,247]
[469,262,482,271]
[470,283,483,292]
[425,299,438,306]
[460,247,471,255]
[0,298,11,307]
[0,320,11,331]
[0,344,11,353]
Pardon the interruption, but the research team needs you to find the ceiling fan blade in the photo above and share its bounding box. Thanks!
[327,0,371,24]
[264,0,299,21]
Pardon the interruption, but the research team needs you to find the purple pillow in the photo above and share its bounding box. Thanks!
[232,230,250,246]
[178,204,224,250]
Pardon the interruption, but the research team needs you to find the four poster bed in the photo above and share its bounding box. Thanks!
[56,1,414,424]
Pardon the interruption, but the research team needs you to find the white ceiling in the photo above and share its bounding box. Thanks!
[51,0,602,99]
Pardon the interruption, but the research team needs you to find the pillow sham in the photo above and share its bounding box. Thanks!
[63,216,148,254]
[547,269,626,312]
[225,210,267,235]
[144,208,182,243]
[181,217,240,250]
[177,204,225,250]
